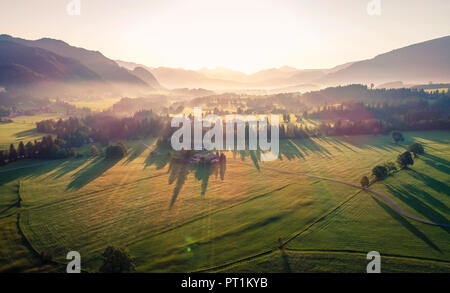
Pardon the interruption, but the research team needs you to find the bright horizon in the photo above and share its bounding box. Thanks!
[1,0,450,73]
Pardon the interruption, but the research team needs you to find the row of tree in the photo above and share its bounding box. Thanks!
[36,110,170,147]
[0,135,80,166]
[360,142,425,186]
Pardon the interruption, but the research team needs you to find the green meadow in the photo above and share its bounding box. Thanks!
[0,129,449,272]
[0,114,61,149]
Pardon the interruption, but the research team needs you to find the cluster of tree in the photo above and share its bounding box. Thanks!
[309,97,450,136]
[112,96,168,114]
[317,119,384,136]
[36,111,170,147]
[187,93,307,115]
[0,135,80,166]
[99,246,135,273]
[302,84,448,106]
[371,161,398,181]
[309,102,374,121]
[105,142,127,160]
[279,123,320,139]
[0,105,11,118]
[368,142,424,183]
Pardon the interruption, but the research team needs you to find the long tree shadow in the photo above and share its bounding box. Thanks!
[0,159,67,186]
[195,164,216,197]
[325,137,358,153]
[280,249,292,273]
[278,139,305,161]
[219,159,226,181]
[66,157,119,190]
[42,157,87,180]
[408,169,450,195]
[122,142,147,165]
[167,158,227,208]
[145,153,170,170]
[371,196,442,253]
[386,185,450,233]
[421,153,450,174]
[14,129,38,139]
[290,138,332,158]
[168,160,190,208]
[401,183,449,215]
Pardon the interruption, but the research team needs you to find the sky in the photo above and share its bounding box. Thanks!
[1,0,450,73]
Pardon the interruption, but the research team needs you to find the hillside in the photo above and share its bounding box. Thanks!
[322,35,450,85]
[0,35,154,93]
[131,67,162,90]
[0,40,102,87]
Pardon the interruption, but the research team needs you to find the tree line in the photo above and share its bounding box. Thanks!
[36,110,170,147]
[0,135,80,166]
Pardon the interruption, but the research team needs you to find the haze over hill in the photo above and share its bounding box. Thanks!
[0,34,161,96]
[116,35,450,90]
[115,60,354,90]
[322,35,450,85]
[1,34,449,96]
[0,40,101,85]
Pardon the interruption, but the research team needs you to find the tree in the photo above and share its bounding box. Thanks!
[90,145,99,156]
[106,144,126,160]
[99,246,135,273]
[8,144,17,162]
[0,106,10,118]
[117,141,127,155]
[383,161,397,172]
[25,141,34,158]
[372,165,388,180]
[397,151,414,169]
[391,131,404,144]
[18,141,25,159]
[408,143,424,157]
[360,176,370,187]
[0,150,6,166]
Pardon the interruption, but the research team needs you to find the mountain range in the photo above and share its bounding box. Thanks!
[0,34,161,96]
[1,34,449,96]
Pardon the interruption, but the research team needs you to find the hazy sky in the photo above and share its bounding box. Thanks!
[1,0,449,73]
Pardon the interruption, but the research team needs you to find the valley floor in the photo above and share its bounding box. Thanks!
[0,131,449,273]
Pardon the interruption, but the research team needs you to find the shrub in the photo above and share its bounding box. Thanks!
[408,143,424,157]
[106,144,126,160]
[40,250,53,264]
[391,131,404,144]
[90,145,99,156]
[99,246,135,273]
[383,161,397,172]
[372,165,388,180]
[397,151,414,169]
[360,176,370,187]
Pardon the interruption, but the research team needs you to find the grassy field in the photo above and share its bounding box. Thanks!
[0,130,449,273]
[0,114,62,149]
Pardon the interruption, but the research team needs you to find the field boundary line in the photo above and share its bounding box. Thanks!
[127,183,293,247]
[190,187,363,273]
[190,249,274,273]
[231,159,450,227]
[283,248,450,264]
